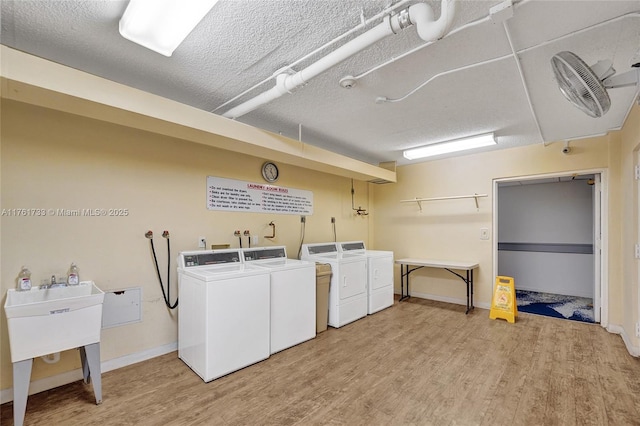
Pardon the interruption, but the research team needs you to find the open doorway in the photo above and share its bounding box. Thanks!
[494,171,606,325]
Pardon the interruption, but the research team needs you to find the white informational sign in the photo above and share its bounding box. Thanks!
[207,176,313,215]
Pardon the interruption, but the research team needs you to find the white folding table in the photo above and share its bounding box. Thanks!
[395,258,479,314]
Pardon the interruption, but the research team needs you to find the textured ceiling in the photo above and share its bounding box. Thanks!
[2,0,639,166]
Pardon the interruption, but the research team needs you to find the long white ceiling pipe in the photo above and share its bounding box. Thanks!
[222,0,457,119]
[213,0,413,113]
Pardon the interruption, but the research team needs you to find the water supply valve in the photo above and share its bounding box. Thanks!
[234,230,243,248]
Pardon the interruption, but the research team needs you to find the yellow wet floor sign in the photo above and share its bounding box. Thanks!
[489,276,517,323]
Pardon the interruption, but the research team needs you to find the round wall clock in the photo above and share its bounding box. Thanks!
[261,161,279,183]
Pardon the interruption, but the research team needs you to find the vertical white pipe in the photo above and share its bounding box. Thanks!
[40,352,60,364]
[409,0,456,41]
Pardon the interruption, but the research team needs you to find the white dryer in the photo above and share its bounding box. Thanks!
[338,241,394,314]
[301,243,367,328]
[243,246,316,354]
[177,249,270,382]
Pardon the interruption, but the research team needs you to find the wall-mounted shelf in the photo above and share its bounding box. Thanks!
[400,193,488,211]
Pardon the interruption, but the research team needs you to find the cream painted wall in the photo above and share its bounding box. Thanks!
[372,128,620,320]
[0,100,371,390]
[619,102,640,351]
[2,97,638,395]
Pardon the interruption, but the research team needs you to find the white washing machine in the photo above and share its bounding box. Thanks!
[301,243,367,328]
[177,249,270,382]
[243,246,316,354]
[338,241,394,314]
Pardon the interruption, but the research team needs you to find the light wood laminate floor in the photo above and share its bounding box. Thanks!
[2,298,640,425]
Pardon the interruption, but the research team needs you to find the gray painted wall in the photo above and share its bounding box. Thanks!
[497,179,594,298]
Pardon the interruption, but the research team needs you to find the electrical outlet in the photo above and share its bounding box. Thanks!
[480,228,490,240]
[252,235,259,245]
[636,322,640,338]
[198,237,206,248]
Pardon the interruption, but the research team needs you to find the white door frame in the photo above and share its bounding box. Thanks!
[492,168,609,327]
[593,173,602,323]
[637,151,640,336]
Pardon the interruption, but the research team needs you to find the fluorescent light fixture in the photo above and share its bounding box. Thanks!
[403,133,497,160]
[119,0,219,57]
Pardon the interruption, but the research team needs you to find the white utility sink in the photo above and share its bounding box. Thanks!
[4,281,104,362]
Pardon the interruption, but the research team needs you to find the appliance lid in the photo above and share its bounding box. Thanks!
[253,258,315,270]
[364,249,394,258]
[180,263,269,280]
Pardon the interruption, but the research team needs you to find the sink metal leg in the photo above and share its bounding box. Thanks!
[12,358,33,426]
[79,346,90,384]
[83,343,102,404]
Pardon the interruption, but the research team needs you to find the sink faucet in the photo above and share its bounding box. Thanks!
[41,275,67,289]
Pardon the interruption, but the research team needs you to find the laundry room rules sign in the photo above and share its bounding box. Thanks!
[207,176,313,215]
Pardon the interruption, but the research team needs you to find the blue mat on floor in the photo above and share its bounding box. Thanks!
[515,289,595,323]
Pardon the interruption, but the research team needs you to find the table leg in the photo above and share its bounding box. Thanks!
[470,269,474,312]
[400,265,411,301]
[465,270,470,314]
[402,265,405,299]
[13,358,33,426]
[405,265,409,299]
[463,270,476,314]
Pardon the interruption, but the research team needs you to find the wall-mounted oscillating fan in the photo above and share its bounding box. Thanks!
[551,51,640,118]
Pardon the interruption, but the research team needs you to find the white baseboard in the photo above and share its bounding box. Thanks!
[0,341,177,404]
[607,324,640,357]
[0,369,85,405]
[406,291,491,310]
[101,341,177,373]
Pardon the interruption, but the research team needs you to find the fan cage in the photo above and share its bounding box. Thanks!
[551,51,611,118]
